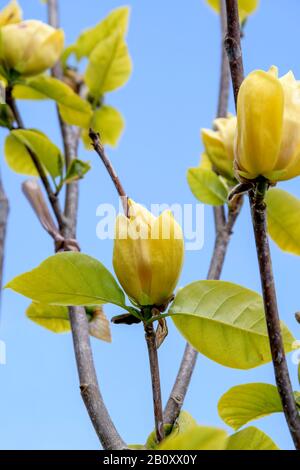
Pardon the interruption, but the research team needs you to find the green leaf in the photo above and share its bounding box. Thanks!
[85,30,132,97]
[187,167,228,206]
[226,427,279,450]
[13,84,47,100]
[218,383,282,430]
[266,188,300,256]
[146,411,197,450]
[27,303,112,342]
[82,106,125,149]
[5,129,63,177]
[16,76,92,128]
[171,280,294,370]
[6,252,126,307]
[26,302,71,333]
[75,6,130,59]
[159,426,228,450]
[64,159,91,184]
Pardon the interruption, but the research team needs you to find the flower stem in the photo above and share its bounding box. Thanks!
[144,322,165,443]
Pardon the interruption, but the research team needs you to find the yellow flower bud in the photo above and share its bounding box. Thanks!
[113,200,184,307]
[202,116,236,179]
[0,20,64,77]
[235,67,300,183]
[0,0,22,27]
[206,0,259,22]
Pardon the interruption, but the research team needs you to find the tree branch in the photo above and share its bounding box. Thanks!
[144,322,165,443]
[164,0,242,425]
[225,0,300,450]
[249,187,300,449]
[10,0,128,450]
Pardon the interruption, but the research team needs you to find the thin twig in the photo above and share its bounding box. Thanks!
[225,0,300,450]
[224,0,244,103]
[249,186,300,450]
[6,89,66,231]
[144,322,165,443]
[89,129,128,216]
[164,0,242,426]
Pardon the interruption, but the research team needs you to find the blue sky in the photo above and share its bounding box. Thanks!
[0,0,300,450]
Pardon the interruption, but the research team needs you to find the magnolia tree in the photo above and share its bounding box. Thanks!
[1,0,300,451]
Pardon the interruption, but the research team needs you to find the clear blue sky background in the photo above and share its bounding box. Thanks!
[0,0,300,450]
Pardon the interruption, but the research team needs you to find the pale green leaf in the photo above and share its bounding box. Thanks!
[26,302,70,333]
[82,106,125,149]
[75,6,130,59]
[85,30,132,97]
[146,411,197,450]
[5,129,63,177]
[16,76,92,128]
[159,426,228,450]
[266,188,300,256]
[187,167,228,206]
[64,159,91,184]
[6,252,126,307]
[171,281,294,370]
[226,427,279,450]
[13,84,47,100]
[218,383,282,430]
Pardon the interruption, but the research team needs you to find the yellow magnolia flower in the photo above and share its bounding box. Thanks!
[113,200,184,307]
[235,67,300,183]
[202,116,236,178]
[206,0,259,22]
[0,20,64,77]
[0,0,22,27]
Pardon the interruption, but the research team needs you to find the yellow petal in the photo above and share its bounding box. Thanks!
[148,211,184,306]
[270,72,300,179]
[0,0,22,27]
[235,70,284,179]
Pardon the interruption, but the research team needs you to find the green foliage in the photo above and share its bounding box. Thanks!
[82,106,125,149]
[170,280,294,369]
[26,302,71,333]
[146,411,197,449]
[218,383,283,430]
[6,252,126,307]
[159,426,228,450]
[63,159,91,184]
[15,75,92,128]
[266,188,300,256]
[85,30,132,98]
[5,129,63,177]
[74,6,130,60]
[226,427,279,451]
[187,167,228,206]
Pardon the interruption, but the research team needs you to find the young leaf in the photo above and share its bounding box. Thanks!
[26,302,71,333]
[5,129,63,177]
[170,280,294,370]
[15,76,92,128]
[158,426,228,450]
[63,159,91,184]
[187,167,228,206]
[85,30,132,97]
[27,303,111,342]
[218,383,282,430]
[146,411,197,449]
[266,188,300,256]
[82,106,125,149]
[7,252,126,307]
[75,6,130,59]
[226,427,279,451]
